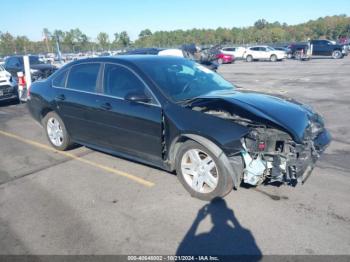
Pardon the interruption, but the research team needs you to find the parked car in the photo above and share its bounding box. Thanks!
[182,44,220,71]
[158,49,184,57]
[122,48,164,55]
[220,47,246,59]
[124,46,219,71]
[27,56,331,200]
[243,46,287,62]
[4,55,57,81]
[272,46,292,58]
[216,52,234,64]
[0,65,18,103]
[288,40,348,59]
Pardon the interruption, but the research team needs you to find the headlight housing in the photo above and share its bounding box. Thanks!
[307,114,324,139]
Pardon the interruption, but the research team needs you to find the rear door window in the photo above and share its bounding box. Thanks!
[66,63,100,93]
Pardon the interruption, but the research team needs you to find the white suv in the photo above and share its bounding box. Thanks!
[220,46,246,59]
[243,46,287,62]
[0,65,18,102]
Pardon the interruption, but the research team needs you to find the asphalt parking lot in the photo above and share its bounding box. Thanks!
[0,57,350,256]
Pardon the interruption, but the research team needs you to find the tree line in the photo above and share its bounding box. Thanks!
[1,15,349,56]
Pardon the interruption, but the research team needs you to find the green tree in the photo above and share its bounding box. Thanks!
[118,31,130,47]
[254,19,269,30]
[97,32,110,50]
[15,36,30,54]
[0,32,16,55]
[139,29,152,38]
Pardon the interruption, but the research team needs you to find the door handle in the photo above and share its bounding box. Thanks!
[55,94,65,101]
[100,102,112,110]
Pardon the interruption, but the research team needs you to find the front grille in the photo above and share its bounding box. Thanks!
[0,85,14,95]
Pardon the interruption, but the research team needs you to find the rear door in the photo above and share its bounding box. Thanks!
[53,62,103,143]
[259,47,270,59]
[311,40,326,55]
[249,47,260,59]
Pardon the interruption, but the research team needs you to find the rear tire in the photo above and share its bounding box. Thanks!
[42,112,73,151]
[332,50,343,59]
[246,55,253,62]
[175,140,234,201]
[217,58,223,64]
[270,54,277,62]
[294,51,302,60]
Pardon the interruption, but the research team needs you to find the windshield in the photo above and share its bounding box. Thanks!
[137,58,235,102]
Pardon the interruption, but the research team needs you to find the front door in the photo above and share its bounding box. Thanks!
[92,63,163,163]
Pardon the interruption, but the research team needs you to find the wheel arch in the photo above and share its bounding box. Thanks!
[167,134,242,188]
[270,53,278,60]
[40,107,54,121]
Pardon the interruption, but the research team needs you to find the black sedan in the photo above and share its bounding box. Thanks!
[27,56,331,200]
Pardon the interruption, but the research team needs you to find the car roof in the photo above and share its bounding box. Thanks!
[7,55,38,59]
[59,55,189,71]
[122,48,165,55]
[250,45,269,48]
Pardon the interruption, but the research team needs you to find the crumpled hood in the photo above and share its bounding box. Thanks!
[190,91,314,142]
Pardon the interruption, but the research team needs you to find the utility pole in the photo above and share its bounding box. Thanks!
[55,35,62,63]
[43,29,50,53]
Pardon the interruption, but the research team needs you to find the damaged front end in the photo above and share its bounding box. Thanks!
[241,121,330,186]
[193,102,331,187]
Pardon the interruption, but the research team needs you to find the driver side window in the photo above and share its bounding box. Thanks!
[103,64,152,101]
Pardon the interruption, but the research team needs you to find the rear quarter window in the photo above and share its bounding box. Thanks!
[52,70,68,88]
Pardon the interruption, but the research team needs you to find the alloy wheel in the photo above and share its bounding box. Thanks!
[181,149,219,193]
[47,117,64,147]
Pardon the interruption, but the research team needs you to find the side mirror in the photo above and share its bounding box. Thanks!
[124,91,151,103]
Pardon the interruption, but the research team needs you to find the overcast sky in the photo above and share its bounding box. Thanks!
[1,0,349,41]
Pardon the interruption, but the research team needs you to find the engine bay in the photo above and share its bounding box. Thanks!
[193,107,323,186]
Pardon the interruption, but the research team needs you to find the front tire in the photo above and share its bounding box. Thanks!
[42,112,72,151]
[175,140,234,201]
